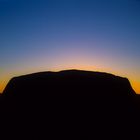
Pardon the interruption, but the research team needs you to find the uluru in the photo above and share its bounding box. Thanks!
[0,70,140,139]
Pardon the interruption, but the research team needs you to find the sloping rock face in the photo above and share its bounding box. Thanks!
[0,70,140,139]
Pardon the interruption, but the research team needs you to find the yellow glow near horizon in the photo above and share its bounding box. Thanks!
[0,79,9,93]
[130,80,140,94]
[0,67,140,94]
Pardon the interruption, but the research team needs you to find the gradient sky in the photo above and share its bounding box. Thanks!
[0,0,140,93]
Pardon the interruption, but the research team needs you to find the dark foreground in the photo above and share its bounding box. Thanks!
[0,70,140,139]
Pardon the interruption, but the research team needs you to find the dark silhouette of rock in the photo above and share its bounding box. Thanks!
[0,70,140,139]
[2,69,136,97]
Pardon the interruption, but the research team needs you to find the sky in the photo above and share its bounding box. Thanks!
[0,0,140,93]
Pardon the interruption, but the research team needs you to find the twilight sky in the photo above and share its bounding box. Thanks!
[0,0,140,93]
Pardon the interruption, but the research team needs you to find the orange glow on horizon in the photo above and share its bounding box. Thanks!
[130,80,140,94]
[0,67,140,94]
[0,79,9,94]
